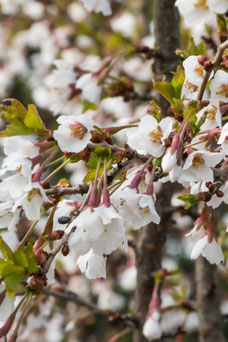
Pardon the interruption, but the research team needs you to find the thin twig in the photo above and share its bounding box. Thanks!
[197,39,228,101]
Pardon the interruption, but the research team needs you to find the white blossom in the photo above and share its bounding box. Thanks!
[210,70,228,104]
[76,73,102,104]
[127,115,173,157]
[191,235,224,265]
[77,249,107,279]
[53,114,94,153]
[143,311,162,341]
[81,0,112,16]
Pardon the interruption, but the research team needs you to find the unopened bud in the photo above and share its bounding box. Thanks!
[58,216,71,224]
[28,274,47,292]
[205,182,212,188]
[62,244,70,256]
[64,151,72,158]
[47,230,64,241]
[216,189,224,198]
[198,191,212,202]
[197,55,207,66]
[34,249,48,266]
[208,183,215,192]
[204,60,213,71]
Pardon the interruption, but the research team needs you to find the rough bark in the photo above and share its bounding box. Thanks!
[195,256,225,342]
[153,0,180,111]
[134,1,180,341]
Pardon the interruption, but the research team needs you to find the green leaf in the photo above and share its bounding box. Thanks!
[178,194,200,209]
[176,37,206,59]
[153,66,185,105]
[14,249,28,269]
[0,258,9,271]
[0,99,46,137]
[93,146,111,160]
[1,264,24,293]
[23,243,37,274]
[171,66,185,100]
[0,236,14,261]
[82,100,98,113]
[149,100,162,122]
[83,147,113,183]
[24,104,45,130]
[216,14,228,34]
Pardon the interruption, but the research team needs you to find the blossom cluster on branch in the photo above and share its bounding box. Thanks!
[0,0,227,341]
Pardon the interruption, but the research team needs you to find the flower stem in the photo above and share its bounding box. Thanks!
[41,158,71,184]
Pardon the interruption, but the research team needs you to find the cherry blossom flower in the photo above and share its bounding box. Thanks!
[191,235,224,265]
[53,114,94,153]
[181,150,223,182]
[183,56,205,87]
[67,205,124,257]
[76,73,102,104]
[175,0,214,26]
[196,102,221,130]
[0,201,21,232]
[143,310,162,341]
[77,249,107,279]
[81,0,112,16]
[127,115,173,157]
[13,182,50,220]
[112,187,160,230]
[218,122,228,155]
[210,70,228,104]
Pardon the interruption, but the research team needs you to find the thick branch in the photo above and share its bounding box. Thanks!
[134,1,180,341]
[195,256,225,342]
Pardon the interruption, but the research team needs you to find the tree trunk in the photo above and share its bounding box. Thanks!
[134,1,180,341]
[195,256,225,342]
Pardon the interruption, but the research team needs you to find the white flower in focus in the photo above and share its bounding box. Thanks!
[210,70,228,103]
[112,187,160,230]
[53,114,94,153]
[13,182,50,221]
[191,235,224,265]
[76,73,102,104]
[0,137,39,177]
[183,56,205,87]
[81,0,112,16]
[127,115,173,157]
[185,222,205,242]
[196,102,221,131]
[218,122,228,155]
[53,200,76,231]
[181,150,223,182]
[175,0,213,26]
[162,149,178,173]
[0,201,21,231]
[77,249,107,279]
[143,310,162,341]
[67,205,124,256]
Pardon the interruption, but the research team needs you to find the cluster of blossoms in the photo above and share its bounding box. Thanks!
[0,0,227,341]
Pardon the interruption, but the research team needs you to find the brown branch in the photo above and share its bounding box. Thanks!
[195,256,225,342]
[42,288,138,328]
[197,39,228,101]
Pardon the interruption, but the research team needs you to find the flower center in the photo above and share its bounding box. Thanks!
[69,122,88,139]
[149,126,163,143]
[206,105,217,121]
[27,188,41,202]
[192,153,205,167]
[193,0,208,9]
[217,84,228,98]
[194,64,204,76]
